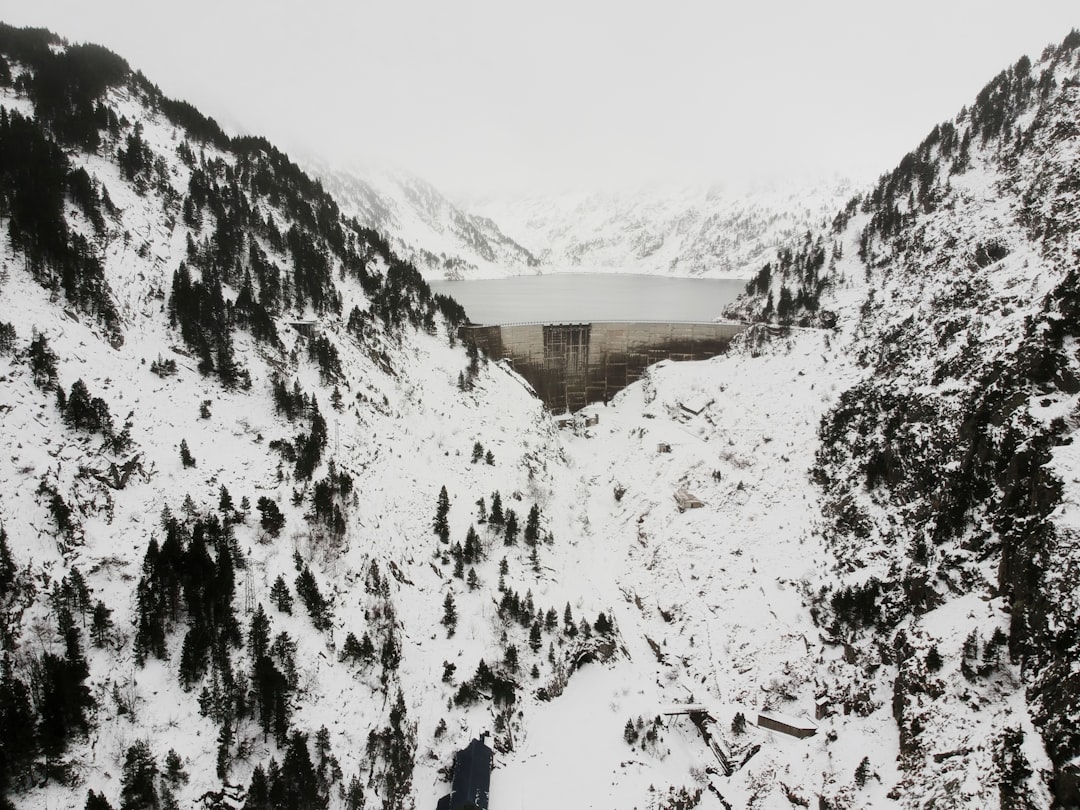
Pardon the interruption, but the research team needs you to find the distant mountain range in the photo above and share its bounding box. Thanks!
[313,162,853,281]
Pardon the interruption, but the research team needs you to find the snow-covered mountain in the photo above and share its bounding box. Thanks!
[313,165,540,281]
[308,168,852,283]
[466,180,855,279]
[729,30,1080,806]
[4,19,1080,810]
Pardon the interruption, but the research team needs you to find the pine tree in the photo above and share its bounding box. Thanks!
[854,756,870,788]
[529,621,542,653]
[218,485,234,515]
[471,441,483,463]
[467,568,479,591]
[91,600,113,647]
[503,509,518,546]
[120,740,158,810]
[0,661,37,790]
[442,592,457,638]
[179,439,196,468]
[489,491,503,525]
[248,604,271,662]
[731,711,747,735]
[269,575,293,614]
[524,504,540,546]
[257,497,285,537]
[0,525,15,599]
[85,791,116,810]
[433,486,450,544]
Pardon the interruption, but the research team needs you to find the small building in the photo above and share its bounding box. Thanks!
[674,488,704,512]
[657,442,672,454]
[584,414,599,427]
[287,319,318,337]
[436,737,493,810]
[815,695,831,720]
[679,396,713,417]
[757,711,817,739]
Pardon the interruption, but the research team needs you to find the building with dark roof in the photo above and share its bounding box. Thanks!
[436,737,492,810]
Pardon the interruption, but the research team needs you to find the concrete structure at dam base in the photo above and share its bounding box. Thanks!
[462,321,748,413]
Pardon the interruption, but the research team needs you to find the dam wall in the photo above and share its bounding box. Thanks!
[463,321,747,412]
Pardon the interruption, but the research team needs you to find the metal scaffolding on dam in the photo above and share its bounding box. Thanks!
[461,320,748,413]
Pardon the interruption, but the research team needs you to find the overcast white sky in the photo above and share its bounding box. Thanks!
[4,2,1078,195]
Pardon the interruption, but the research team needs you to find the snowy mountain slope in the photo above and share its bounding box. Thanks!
[727,29,1080,806]
[466,180,855,279]
[0,26,611,810]
[314,165,540,281]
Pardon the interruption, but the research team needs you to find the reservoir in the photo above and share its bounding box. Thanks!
[429,273,748,325]
[434,273,751,412]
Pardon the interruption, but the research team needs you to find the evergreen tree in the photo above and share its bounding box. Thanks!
[248,604,271,662]
[524,504,541,546]
[504,644,518,672]
[295,566,332,631]
[503,509,518,546]
[243,765,269,810]
[433,486,450,544]
[484,450,494,466]
[218,485,234,515]
[0,525,14,599]
[529,621,542,653]
[926,645,943,672]
[0,661,37,793]
[442,592,457,638]
[280,732,323,810]
[489,492,503,525]
[731,711,747,735]
[269,575,293,614]
[257,497,285,537]
[28,333,59,389]
[91,600,113,647]
[179,439,196,468]
[120,740,158,810]
[594,612,613,635]
[854,756,870,788]
[86,791,116,810]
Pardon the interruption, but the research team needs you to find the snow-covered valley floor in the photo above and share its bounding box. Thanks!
[474,330,867,809]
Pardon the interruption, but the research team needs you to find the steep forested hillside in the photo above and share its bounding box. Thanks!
[731,29,1080,806]
[0,23,607,810]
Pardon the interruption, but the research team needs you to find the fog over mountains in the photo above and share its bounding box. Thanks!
[3,20,1080,810]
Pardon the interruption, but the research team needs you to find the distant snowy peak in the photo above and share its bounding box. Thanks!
[314,164,539,280]
[465,180,856,279]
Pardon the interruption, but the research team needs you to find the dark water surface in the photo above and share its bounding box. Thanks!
[430,273,748,324]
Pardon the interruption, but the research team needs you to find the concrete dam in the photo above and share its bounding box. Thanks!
[462,321,748,412]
